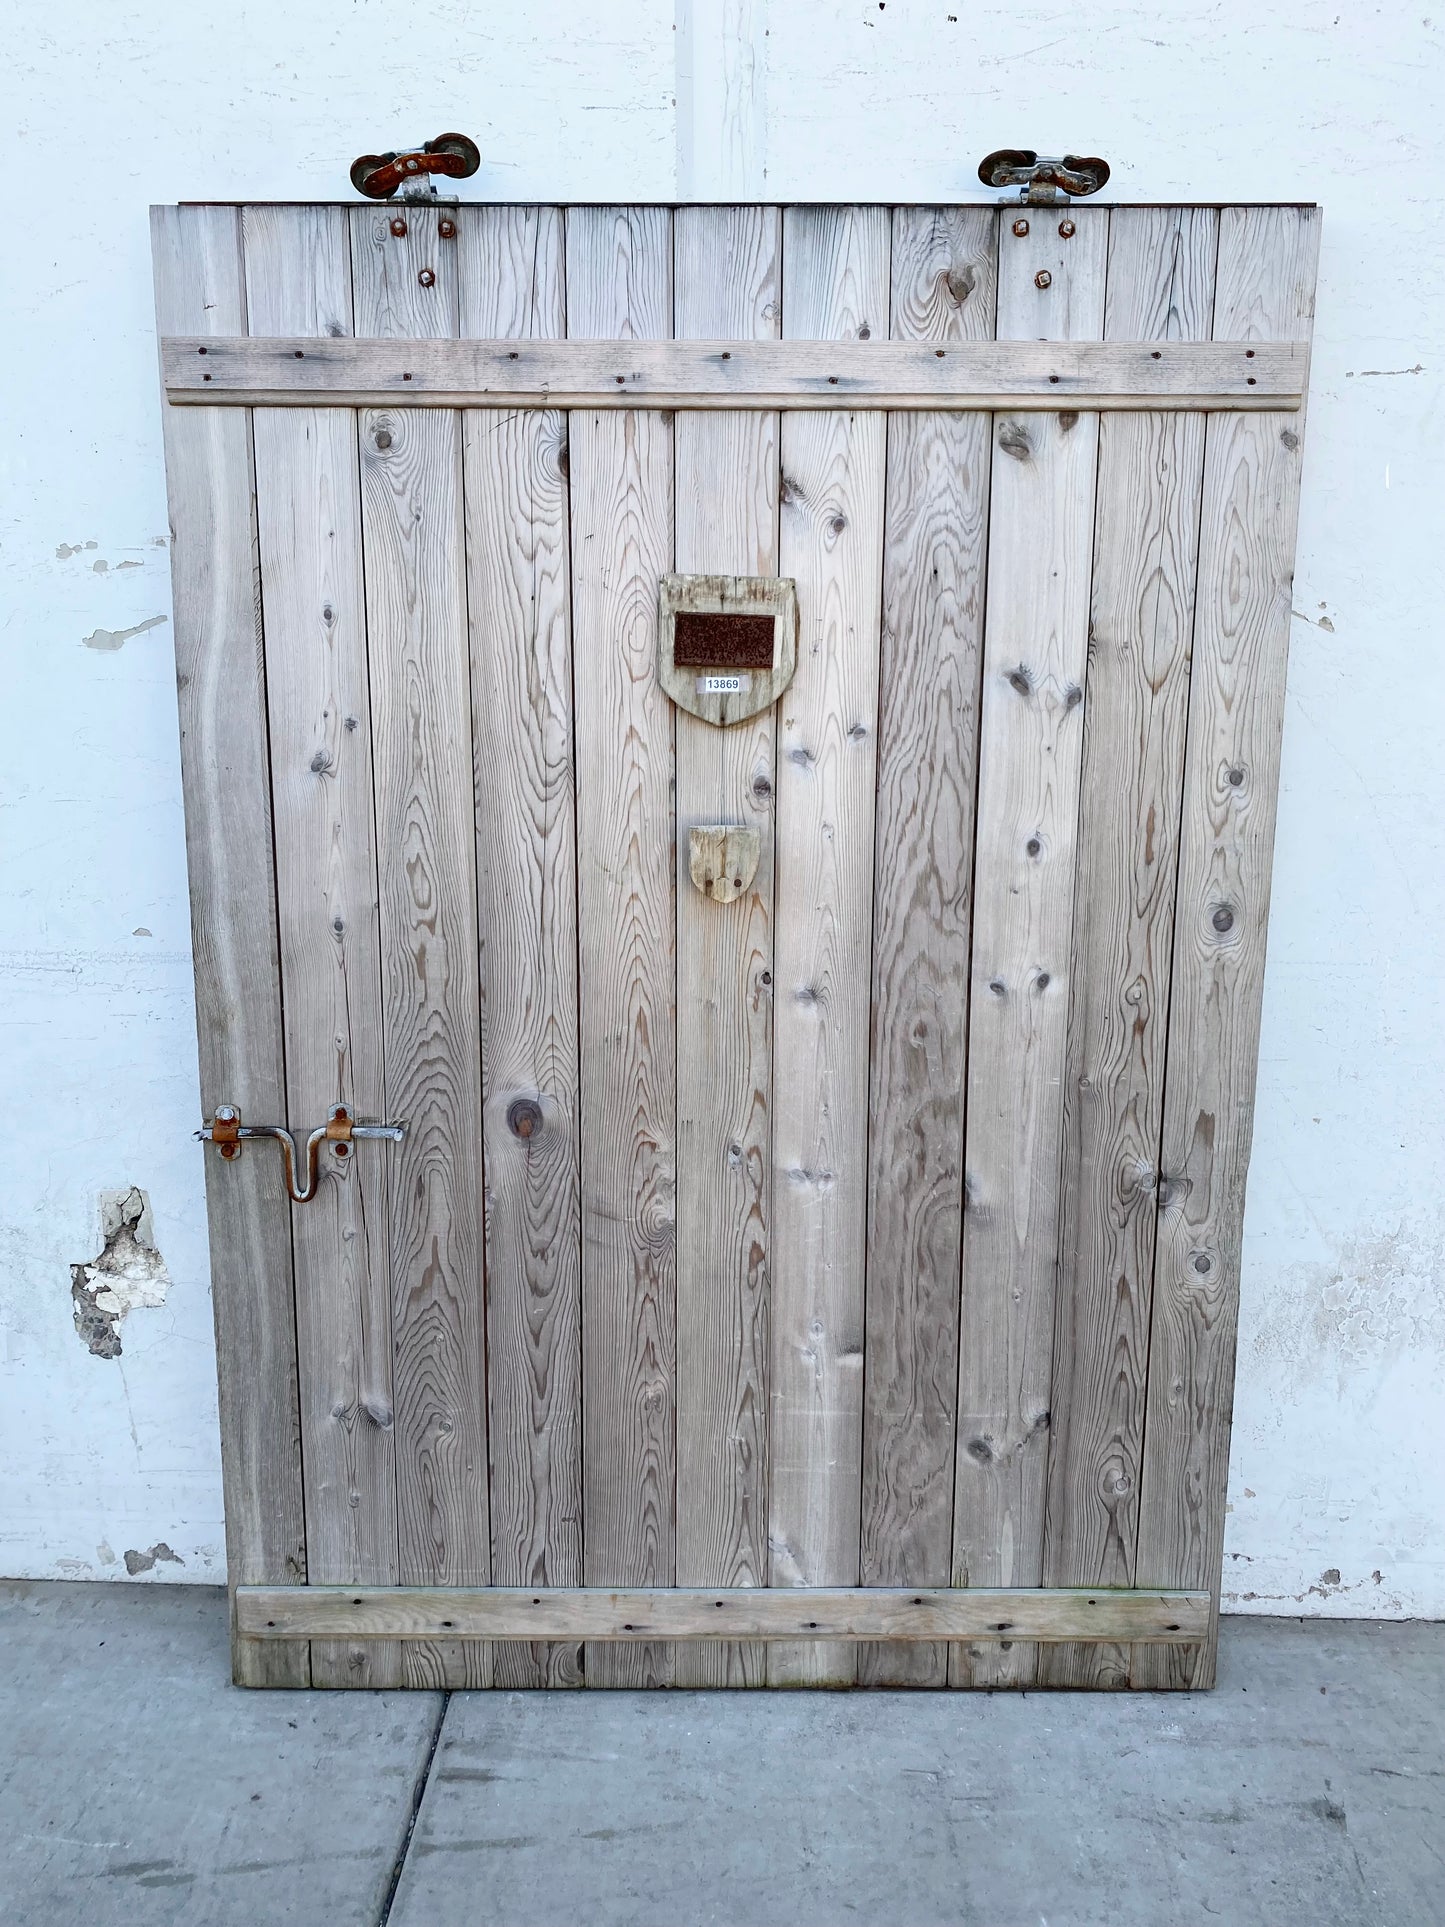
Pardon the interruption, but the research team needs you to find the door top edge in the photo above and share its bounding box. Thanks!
[165,198,1320,213]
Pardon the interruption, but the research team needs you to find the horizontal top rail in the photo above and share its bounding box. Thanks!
[164,336,1307,412]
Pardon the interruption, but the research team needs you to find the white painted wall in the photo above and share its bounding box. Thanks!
[3,0,1439,1615]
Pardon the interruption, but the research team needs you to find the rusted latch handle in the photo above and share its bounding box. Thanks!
[196,1104,406,1205]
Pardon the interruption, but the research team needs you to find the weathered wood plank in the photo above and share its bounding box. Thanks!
[567,207,678,1688]
[672,205,781,1689]
[1134,205,1321,1691]
[458,205,583,1691]
[239,1584,1209,1644]
[150,204,309,1689]
[1040,208,1218,1691]
[350,204,491,1690]
[769,205,891,1687]
[163,334,1306,410]
[858,206,995,1687]
[244,203,402,1690]
[951,208,1109,1690]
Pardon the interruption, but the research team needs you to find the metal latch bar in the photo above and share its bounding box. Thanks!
[196,1103,406,1204]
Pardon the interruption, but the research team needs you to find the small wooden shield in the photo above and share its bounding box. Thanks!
[658,573,798,726]
[688,825,762,903]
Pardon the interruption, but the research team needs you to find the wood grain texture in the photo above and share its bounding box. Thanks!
[858,207,995,1687]
[164,334,1306,411]
[566,207,678,1688]
[672,204,781,1689]
[1039,208,1218,1691]
[950,208,1109,1690]
[769,205,891,1686]
[458,206,583,1690]
[149,204,308,1689]
[239,1584,1209,1645]
[1134,205,1321,1690]
[350,205,491,1690]
[244,203,402,1690]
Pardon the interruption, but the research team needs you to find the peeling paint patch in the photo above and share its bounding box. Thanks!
[123,1542,184,1576]
[70,1187,171,1358]
[1249,1218,1445,1394]
[82,614,168,652]
[55,539,99,558]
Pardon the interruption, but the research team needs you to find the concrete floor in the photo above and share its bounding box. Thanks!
[0,1585,1440,1927]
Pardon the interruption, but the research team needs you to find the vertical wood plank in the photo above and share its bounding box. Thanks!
[769,205,891,1687]
[245,204,402,1690]
[351,204,491,1690]
[672,205,780,1690]
[950,209,1109,1690]
[1134,205,1321,1690]
[857,207,995,1688]
[567,206,678,1689]
[1039,207,1218,1690]
[150,204,309,1688]
[458,205,583,1690]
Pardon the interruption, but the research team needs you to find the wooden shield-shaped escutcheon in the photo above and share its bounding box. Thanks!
[658,573,798,725]
[688,825,761,903]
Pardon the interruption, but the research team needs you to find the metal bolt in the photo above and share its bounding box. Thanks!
[438,217,456,239]
[1035,269,1052,289]
[1058,219,1076,238]
[418,267,436,288]
[1012,217,1030,237]
[390,216,407,237]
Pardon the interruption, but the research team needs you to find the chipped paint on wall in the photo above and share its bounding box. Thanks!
[70,1188,172,1359]
[81,614,168,652]
[123,1541,184,1576]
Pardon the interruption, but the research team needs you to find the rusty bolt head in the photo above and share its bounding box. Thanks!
[1012,217,1030,237]
[333,1140,350,1158]
[1035,269,1053,289]
[438,216,457,239]
[1058,218,1076,238]
[418,267,436,288]
[390,216,408,237]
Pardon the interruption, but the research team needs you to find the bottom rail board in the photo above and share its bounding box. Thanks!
[236,1585,1208,1643]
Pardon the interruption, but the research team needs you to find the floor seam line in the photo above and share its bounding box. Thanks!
[376,1687,451,1927]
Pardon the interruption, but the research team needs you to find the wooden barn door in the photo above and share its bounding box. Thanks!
[153,197,1317,1690]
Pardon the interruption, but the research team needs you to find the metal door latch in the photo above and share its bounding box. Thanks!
[977,149,1111,203]
[196,1104,406,1205]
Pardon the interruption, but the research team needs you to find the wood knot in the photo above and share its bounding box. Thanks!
[944,265,976,305]
[507,1097,544,1140]
[998,421,1032,461]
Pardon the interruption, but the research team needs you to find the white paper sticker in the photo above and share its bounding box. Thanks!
[697,673,750,695]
